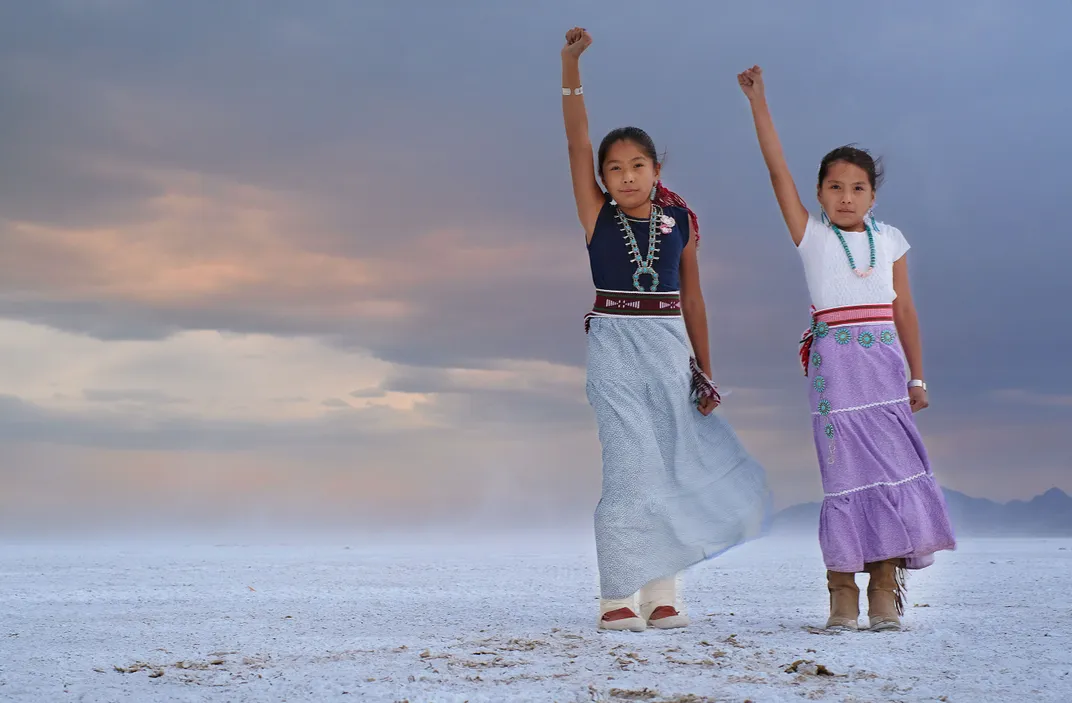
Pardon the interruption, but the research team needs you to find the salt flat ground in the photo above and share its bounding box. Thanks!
[1,534,1070,702]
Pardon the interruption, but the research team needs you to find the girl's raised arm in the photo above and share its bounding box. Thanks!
[738,66,809,246]
[561,28,605,240]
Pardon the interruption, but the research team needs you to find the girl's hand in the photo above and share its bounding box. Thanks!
[562,27,592,59]
[909,386,929,413]
[737,65,765,101]
[697,396,719,416]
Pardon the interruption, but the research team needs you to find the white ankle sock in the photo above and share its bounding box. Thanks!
[599,595,638,616]
[638,573,683,619]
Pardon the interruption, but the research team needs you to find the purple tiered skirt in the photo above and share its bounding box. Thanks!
[804,310,956,573]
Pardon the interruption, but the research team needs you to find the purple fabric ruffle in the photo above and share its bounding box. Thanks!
[819,472,956,573]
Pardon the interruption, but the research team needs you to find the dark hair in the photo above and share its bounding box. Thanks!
[817,144,884,192]
[596,126,701,244]
[597,126,660,175]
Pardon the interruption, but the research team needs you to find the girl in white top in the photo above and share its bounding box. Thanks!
[738,65,956,632]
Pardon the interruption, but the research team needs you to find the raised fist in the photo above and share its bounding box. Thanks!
[737,65,765,101]
[562,27,592,59]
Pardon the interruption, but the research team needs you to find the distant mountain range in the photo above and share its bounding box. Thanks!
[771,487,1072,537]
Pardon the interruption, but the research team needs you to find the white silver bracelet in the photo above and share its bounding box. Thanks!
[562,86,583,96]
[908,379,927,391]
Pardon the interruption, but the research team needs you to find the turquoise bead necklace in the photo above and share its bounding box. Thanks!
[614,204,663,291]
[828,212,879,279]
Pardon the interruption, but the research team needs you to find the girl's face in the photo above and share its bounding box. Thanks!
[601,140,660,211]
[818,160,875,230]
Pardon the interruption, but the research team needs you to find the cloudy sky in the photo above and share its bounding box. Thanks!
[2,0,1069,535]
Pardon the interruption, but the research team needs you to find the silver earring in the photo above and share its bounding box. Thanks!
[821,209,830,226]
[650,185,657,201]
[867,207,878,228]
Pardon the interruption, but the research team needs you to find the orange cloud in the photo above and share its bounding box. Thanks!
[0,165,565,325]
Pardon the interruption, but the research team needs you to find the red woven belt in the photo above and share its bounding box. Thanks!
[592,290,682,316]
[799,304,895,376]
[584,290,681,334]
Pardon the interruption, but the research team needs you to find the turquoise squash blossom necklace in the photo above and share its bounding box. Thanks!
[614,204,669,291]
[829,213,878,278]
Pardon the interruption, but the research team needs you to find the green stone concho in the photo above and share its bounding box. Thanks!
[614,204,667,292]
[812,324,899,348]
[809,324,899,446]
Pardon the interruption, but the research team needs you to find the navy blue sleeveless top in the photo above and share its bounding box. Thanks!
[586,201,690,292]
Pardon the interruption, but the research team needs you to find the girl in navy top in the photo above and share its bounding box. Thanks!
[561,27,772,632]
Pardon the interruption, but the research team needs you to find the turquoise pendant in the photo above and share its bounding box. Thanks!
[632,266,659,291]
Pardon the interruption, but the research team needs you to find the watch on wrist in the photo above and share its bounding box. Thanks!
[908,379,927,392]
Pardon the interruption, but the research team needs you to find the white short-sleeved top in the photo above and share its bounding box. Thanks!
[796,214,910,310]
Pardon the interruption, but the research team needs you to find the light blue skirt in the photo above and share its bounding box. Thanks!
[586,315,773,599]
